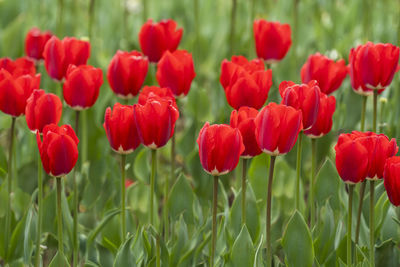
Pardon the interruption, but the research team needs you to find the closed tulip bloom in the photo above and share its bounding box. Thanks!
[107,50,149,99]
[43,36,90,81]
[138,86,177,108]
[300,53,348,95]
[0,57,36,77]
[253,20,292,63]
[133,97,179,149]
[230,107,261,158]
[349,42,399,95]
[304,93,336,138]
[255,102,303,156]
[139,19,183,62]
[156,50,196,97]
[37,124,79,177]
[25,27,53,61]
[197,122,244,175]
[25,89,62,133]
[103,103,140,154]
[63,65,103,110]
[220,55,272,110]
[279,80,320,130]
[383,156,400,206]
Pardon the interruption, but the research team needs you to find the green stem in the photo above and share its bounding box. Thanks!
[34,150,43,267]
[150,149,157,226]
[73,111,80,267]
[355,181,366,245]
[156,234,161,267]
[142,0,148,24]
[164,135,175,239]
[229,0,237,55]
[295,133,303,210]
[249,0,256,57]
[121,154,126,242]
[88,0,95,40]
[310,139,316,229]
[5,117,16,261]
[373,90,378,132]
[348,184,354,267]
[266,155,276,267]
[369,180,375,267]
[57,0,64,36]
[81,111,88,166]
[56,177,64,254]
[210,176,219,267]
[194,0,200,63]
[241,158,248,226]
[361,96,367,132]
[58,81,63,103]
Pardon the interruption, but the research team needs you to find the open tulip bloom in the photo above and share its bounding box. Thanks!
[25,27,53,62]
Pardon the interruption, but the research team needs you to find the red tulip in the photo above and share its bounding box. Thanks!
[197,122,244,175]
[230,107,261,158]
[63,65,103,110]
[304,93,336,138]
[220,55,272,110]
[139,19,183,62]
[254,102,303,156]
[37,124,79,177]
[25,27,53,61]
[107,50,148,99]
[43,36,90,81]
[349,42,399,95]
[25,89,62,133]
[279,80,320,130]
[0,57,36,77]
[300,53,348,95]
[103,103,140,154]
[253,20,292,63]
[138,86,177,108]
[133,97,179,149]
[383,156,400,206]
[156,50,196,97]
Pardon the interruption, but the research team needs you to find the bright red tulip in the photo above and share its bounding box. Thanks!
[230,107,261,158]
[25,27,53,61]
[138,86,177,108]
[43,36,90,81]
[255,102,303,156]
[25,89,62,133]
[300,53,348,95]
[220,55,272,110]
[197,122,244,175]
[103,103,140,154]
[133,97,179,149]
[107,50,148,99]
[383,156,400,206]
[156,50,196,97]
[63,65,103,110]
[279,80,320,130]
[0,57,36,77]
[253,20,292,63]
[139,19,183,62]
[349,42,399,95]
[37,124,79,177]
[304,93,336,138]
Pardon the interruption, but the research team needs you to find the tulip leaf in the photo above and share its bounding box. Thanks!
[113,235,137,267]
[133,148,150,183]
[48,251,70,267]
[167,173,195,224]
[230,225,255,266]
[315,159,341,211]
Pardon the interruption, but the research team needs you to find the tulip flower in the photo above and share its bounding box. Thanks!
[107,50,148,99]
[139,19,183,62]
[25,27,53,61]
[220,55,272,110]
[197,122,244,266]
[384,156,400,206]
[253,19,292,64]
[156,50,196,97]
[138,86,177,108]
[0,57,37,76]
[300,53,348,95]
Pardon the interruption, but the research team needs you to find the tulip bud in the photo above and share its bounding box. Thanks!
[25,27,53,61]
[138,86,177,108]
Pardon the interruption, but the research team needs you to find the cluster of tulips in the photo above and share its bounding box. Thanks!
[0,14,399,267]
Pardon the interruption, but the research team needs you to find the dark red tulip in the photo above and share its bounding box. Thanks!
[384,156,400,206]
[25,27,53,61]
[138,86,177,108]
[103,103,140,154]
[230,107,261,158]
[300,53,348,95]
[197,122,244,175]
[133,97,179,149]
[220,55,272,110]
[304,93,336,138]
[349,42,399,95]
[63,65,103,110]
[254,102,303,156]
[139,19,183,62]
[25,89,62,133]
[37,124,79,177]
[107,50,148,99]
[0,57,36,77]
[43,36,90,81]
[156,50,196,97]
[253,19,292,63]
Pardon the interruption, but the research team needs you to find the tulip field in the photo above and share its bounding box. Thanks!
[1,0,400,266]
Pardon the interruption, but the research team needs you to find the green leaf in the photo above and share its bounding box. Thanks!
[282,211,314,267]
[113,235,137,267]
[133,148,150,183]
[375,239,399,266]
[167,174,195,224]
[314,159,341,211]
[248,153,269,209]
[230,225,255,267]
[48,251,70,267]
[23,206,36,264]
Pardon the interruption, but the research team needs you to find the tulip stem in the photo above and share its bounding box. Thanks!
[57,0,64,36]
[373,90,378,132]
[249,0,256,57]
[4,117,16,261]
[210,175,219,267]
[82,110,88,166]
[229,0,237,55]
[34,150,43,267]
[121,154,126,242]
[355,181,366,245]
[164,135,175,240]
[361,95,367,132]
[156,234,161,267]
[56,177,64,253]
[73,110,80,267]
[295,132,303,211]
[88,0,95,40]
[241,158,248,226]
[310,138,316,229]
[150,149,157,226]
[142,0,148,24]
[266,155,276,267]
[348,184,354,267]
[369,180,375,267]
